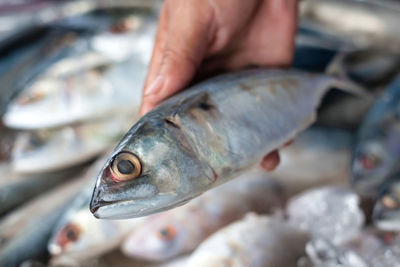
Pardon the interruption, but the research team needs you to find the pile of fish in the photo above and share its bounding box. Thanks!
[1,0,400,266]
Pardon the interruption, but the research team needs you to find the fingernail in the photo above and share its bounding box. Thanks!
[144,76,163,97]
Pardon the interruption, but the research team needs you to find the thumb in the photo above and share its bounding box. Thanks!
[140,1,215,115]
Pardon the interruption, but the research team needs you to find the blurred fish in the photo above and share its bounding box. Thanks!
[0,165,84,216]
[3,12,156,129]
[121,170,285,262]
[0,169,90,267]
[300,0,400,53]
[48,157,145,265]
[287,186,365,245]
[11,115,134,174]
[351,77,400,195]
[186,214,309,267]
[271,126,352,195]
[0,28,83,116]
[0,7,132,115]
[90,68,367,219]
[372,176,400,231]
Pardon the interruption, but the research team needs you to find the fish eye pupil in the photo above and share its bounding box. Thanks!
[66,228,77,241]
[160,229,169,237]
[117,159,135,174]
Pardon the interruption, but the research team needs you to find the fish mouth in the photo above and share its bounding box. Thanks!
[90,194,196,219]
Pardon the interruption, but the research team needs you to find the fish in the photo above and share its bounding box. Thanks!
[3,12,156,129]
[121,170,285,261]
[0,165,84,216]
[0,168,90,267]
[11,115,134,174]
[270,126,352,195]
[351,77,400,196]
[185,213,309,267]
[48,157,145,265]
[287,186,365,245]
[300,0,400,53]
[372,176,400,231]
[90,68,368,219]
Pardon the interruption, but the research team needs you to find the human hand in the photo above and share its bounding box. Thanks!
[140,0,298,171]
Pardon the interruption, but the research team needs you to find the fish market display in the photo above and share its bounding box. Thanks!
[372,176,400,231]
[0,169,90,267]
[3,11,156,129]
[271,126,352,194]
[121,170,285,261]
[287,186,365,245]
[48,157,145,265]
[186,214,309,267]
[11,115,134,174]
[352,77,400,195]
[0,0,398,266]
[90,68,367,219]
[0,166,83,215]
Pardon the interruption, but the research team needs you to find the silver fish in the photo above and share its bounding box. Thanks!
[0,169,90,267]
[0,165,83,216]
[90,68,366,219]
[351,77,400,196]
[11,115,134,174]
[3,13,156,129]
[186,213,309,267]
[121,170,285,261]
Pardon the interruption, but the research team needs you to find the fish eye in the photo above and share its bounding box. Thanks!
[381,195,399,210]
[111,151,142,182]
[359,153,381,169]
[57,223,81,247]
[157,226,177,241]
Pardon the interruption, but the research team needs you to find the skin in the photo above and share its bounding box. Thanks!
[139,0,298,171]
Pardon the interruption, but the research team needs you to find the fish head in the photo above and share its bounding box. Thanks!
[49,209,125,258]
[122,214,188,261]
[351,125,400,195]
[90,117,211,219]
[373,179,400,231]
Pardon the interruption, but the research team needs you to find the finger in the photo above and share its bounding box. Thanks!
[260,150,280,171]
[139,6,169,116]
[143,5,169,90]
[141,0,216,113]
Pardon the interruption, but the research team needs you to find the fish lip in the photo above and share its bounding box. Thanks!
[91,195,196,219]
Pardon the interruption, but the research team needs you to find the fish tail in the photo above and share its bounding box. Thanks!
[325,52,346,78]
[328,78,371,99]
[324,55,372,99]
